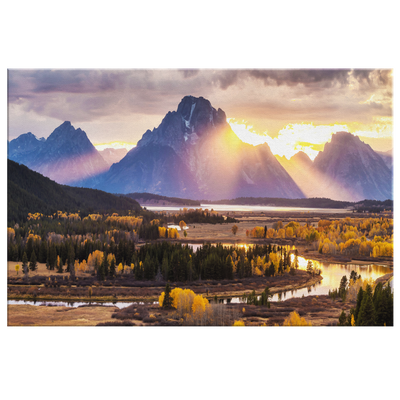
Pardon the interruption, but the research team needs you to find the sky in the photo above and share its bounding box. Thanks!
[8,68,393,160]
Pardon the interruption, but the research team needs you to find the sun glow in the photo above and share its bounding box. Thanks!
[228,119,350,160]
[94,141,136,151]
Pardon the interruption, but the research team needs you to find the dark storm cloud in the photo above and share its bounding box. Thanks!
[210,69,392,91]
[245,69,351,87]
[8,68,392,132]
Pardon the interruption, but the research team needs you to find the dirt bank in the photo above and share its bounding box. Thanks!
[7,270,322,303]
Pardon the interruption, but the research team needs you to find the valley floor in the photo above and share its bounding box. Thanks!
[7,210,393,326]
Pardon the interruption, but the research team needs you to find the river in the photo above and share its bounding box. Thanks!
[187,243,393,303]
[143,204,352,213]
[8,244,392,308]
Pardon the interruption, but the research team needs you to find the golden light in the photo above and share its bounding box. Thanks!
[227,118,271,146]
[228,119,351,161]
[94,141,136,151]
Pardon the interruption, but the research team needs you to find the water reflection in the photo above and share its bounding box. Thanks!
[10,246,392,307]
[7,300,157,308]
[292,254,391,295]
[189,243,392,302]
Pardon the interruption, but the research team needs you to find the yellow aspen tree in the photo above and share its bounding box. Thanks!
[158,226,166,237]
[277,229,286,238]
[159,292,165,307]
[283,311,312,326]
[117,263,123,274]
[177,289,196,317]
[15,264,20,275]
[192,295,207,315]
[179,220,186,230]
[87,254,93,270]
[170,288,183,308]
[233,320,245,326]
[107,253,116,265]
[265,228,273,238]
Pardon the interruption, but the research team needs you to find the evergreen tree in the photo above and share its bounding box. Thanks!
[67,244,75,275]
[278,259,283,274]
[103,253,109,277]
[29,250,37,272]
[48,244,57,270]
[161,254,169,281]
[382,283,394,326]
[187,258,193,282]
[26,237,34,260]
[346,308,355,326]
[339,275,348,300]
[225,256,233,280]
[338,310,347,326]
[260,287,271,307]
[163,283,172,308]
[357,284,376,326]
[267,262,275,277]
[354,287,364,322]
[97,260,105,281]
[143,253,155,280]
[39,240,48,264]
[350,270,361,282]
[109,257,115,279]
[22,251,29,278]
[244,257,252,278]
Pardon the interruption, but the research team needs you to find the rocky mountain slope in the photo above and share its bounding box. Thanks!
[94,96,304,199]
[311,132,392,201]
[8,121,109,185]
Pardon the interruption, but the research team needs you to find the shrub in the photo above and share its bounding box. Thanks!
[97,321,134,326]
[142,316,157,323]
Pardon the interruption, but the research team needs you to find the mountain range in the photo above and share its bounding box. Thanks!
[8,121,109,185]
[8,96,393,202]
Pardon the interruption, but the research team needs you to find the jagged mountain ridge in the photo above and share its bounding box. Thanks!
[276,134,392,202]
[8,99,393,202]
[94,96,305,199]
[8,121,109,185]
[311,131,392,201]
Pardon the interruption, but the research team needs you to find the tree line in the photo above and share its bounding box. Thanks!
[338,281,393,326]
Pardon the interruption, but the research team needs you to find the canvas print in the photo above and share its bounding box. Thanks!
[7,69,393,326]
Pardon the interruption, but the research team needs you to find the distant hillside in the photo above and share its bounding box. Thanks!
[202,196,393,212]
[98,147,128,168]
[8,160,141,224]
[125,192,201,207]
[203,197,353,209]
